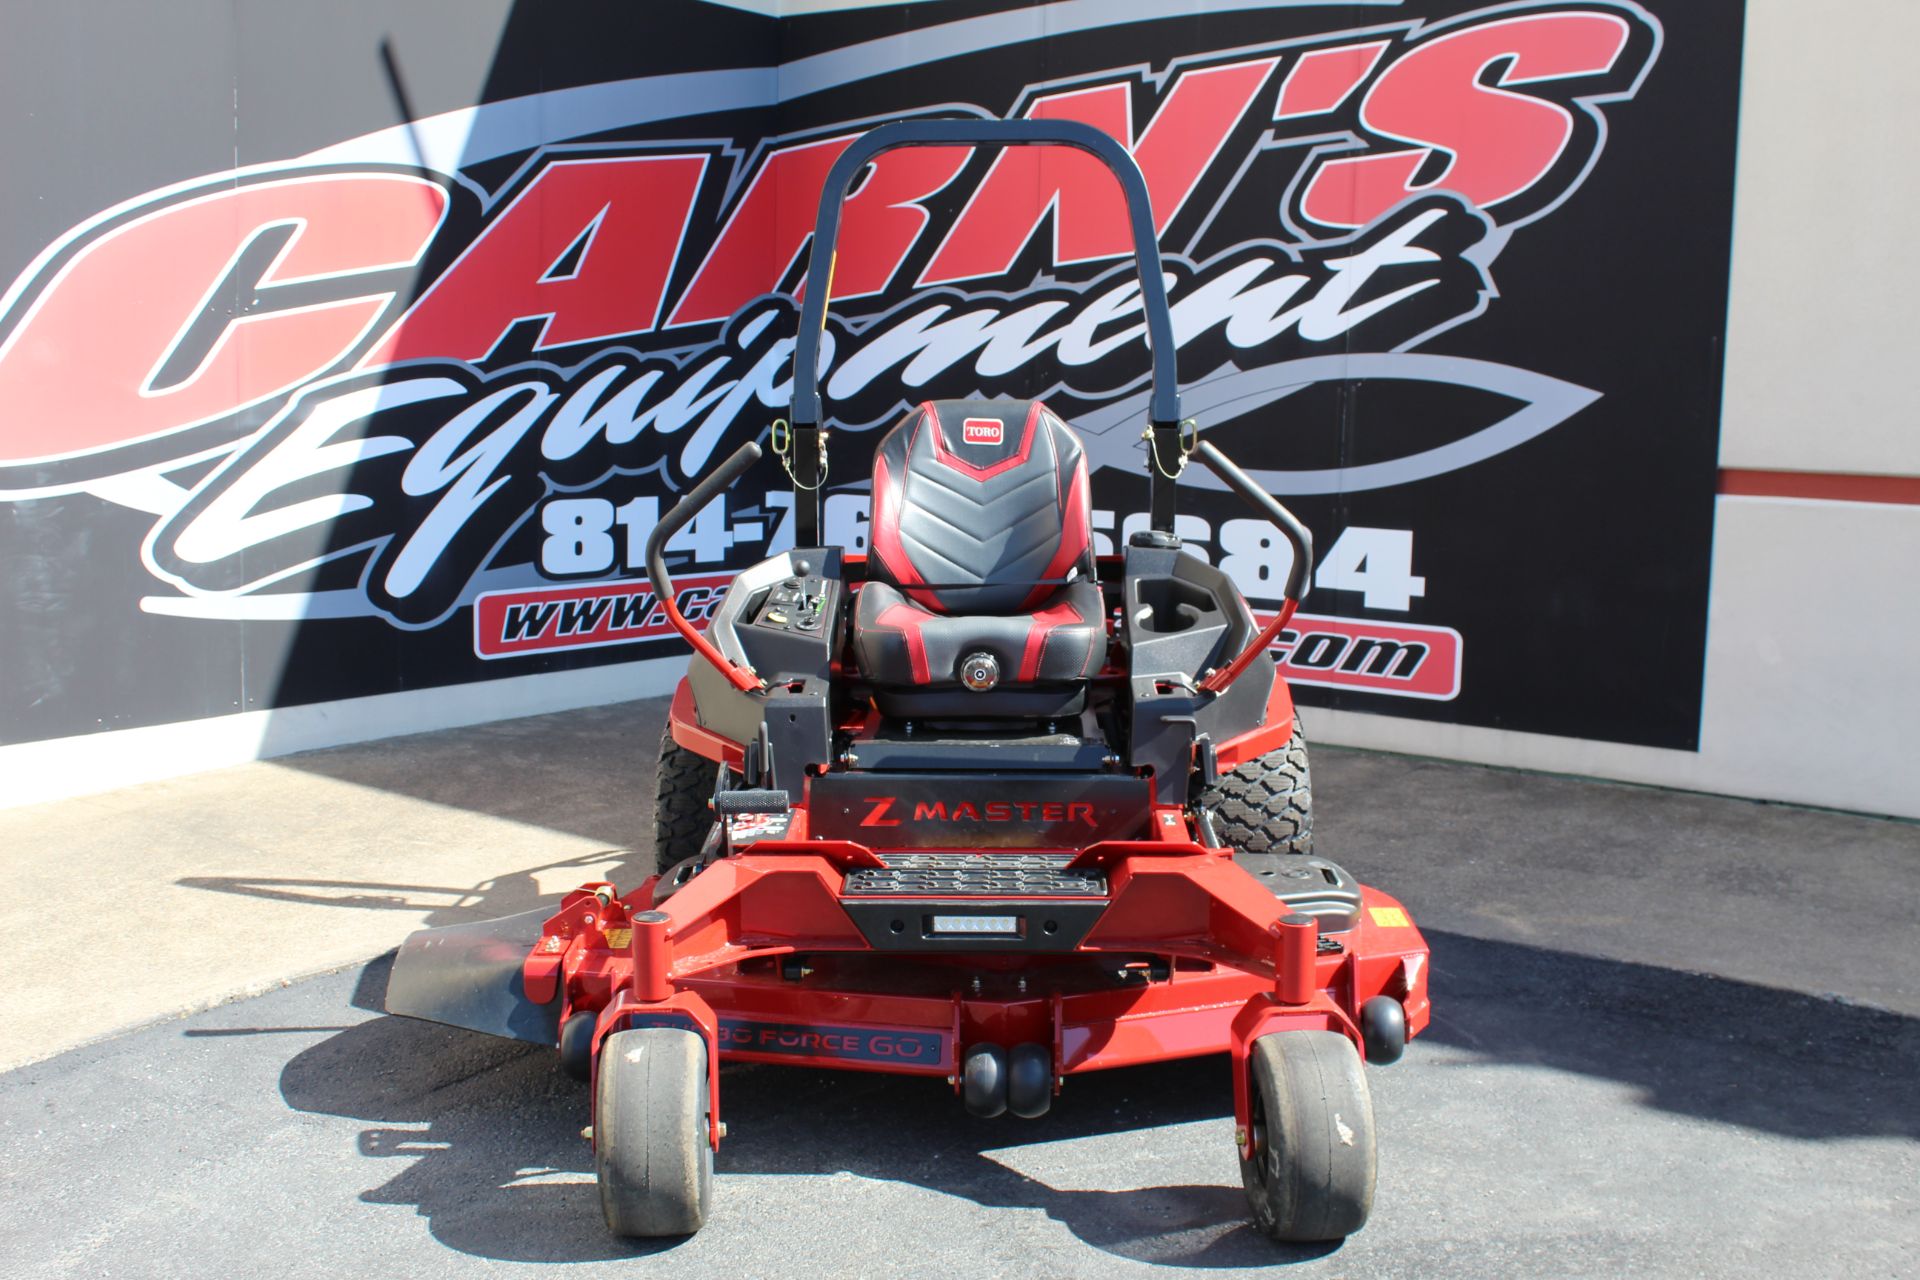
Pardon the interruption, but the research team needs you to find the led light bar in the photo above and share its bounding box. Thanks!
[928,914,1020,936]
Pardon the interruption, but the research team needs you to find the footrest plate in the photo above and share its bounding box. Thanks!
[843,853,1107,898]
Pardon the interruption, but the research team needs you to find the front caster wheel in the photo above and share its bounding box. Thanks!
[596,1027,713,1237]
[1239,1030,1375,1242]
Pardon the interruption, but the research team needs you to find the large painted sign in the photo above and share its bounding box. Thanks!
[0,0,1742,750]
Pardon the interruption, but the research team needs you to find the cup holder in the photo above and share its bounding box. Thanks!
[1132,578,1218,635]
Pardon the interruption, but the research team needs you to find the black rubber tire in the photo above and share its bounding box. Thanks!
[654,724,715,875]
[1239,1030,1375,1242]
[558,1011,595,1082]
[962,1043,1009,1118]
[1196,720,1312,856]
[1359,996,1407,1066]
[596,1027,713,1237]
[1007,1042,1053,1119]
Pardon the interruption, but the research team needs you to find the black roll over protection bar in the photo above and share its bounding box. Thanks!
[787,117,1187,546]
[641,120,1314,698]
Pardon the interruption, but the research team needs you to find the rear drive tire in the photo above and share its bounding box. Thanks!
[1239,1030,1375,1242]
[1197,719,1312,856]
[597,1027,713,1237]
[654,724,716,875]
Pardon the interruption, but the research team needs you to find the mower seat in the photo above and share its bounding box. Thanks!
[854,399,1104,719]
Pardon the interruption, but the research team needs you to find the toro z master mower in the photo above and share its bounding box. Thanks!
[387,120,1430,1243]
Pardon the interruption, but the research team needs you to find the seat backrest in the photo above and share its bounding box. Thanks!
[868,399,1093,615]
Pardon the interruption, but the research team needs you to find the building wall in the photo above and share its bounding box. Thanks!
[8,1,1911,822]
[1313,0,1920,819]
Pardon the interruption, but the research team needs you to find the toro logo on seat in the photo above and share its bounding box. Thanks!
[961,417,1004,446]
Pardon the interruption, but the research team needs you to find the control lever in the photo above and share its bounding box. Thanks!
[1192,439,1314,695]
[646,441,764,692]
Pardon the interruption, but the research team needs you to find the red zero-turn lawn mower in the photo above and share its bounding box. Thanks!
[387,119,1430,1243]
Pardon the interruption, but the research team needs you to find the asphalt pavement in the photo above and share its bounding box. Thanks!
[1,710,1915,1278]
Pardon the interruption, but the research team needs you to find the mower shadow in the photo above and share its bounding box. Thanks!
[279,956,1323,1267]
[275,931,1920,1266]
[176,845,652,932]
[261,698,669,850]
[1418,930,1920,1144]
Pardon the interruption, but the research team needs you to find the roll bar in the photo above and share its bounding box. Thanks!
[787,117,1186,545]
[652,124,1299,700]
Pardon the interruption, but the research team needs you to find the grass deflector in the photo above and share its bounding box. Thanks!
[387,119,1430,1244]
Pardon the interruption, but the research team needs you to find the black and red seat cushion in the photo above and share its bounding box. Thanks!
[853,399,1104,692]
[854,578,1106,689]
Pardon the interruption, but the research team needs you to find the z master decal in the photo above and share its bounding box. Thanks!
[0,0,1741,750]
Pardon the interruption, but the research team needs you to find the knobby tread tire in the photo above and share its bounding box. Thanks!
[654,725,715,875]
[1198,720,1312,856]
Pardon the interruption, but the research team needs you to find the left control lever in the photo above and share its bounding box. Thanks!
[646,441,764,692]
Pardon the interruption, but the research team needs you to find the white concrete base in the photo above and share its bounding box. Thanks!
[1311,495,1920,822]
[0,657,683,810]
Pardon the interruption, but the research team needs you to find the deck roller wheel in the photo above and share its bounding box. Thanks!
[597,1027,713,1237]
[558,1011,595,1082]
[962,1043,1008,1118]
[1007,1043,1053,1119]
[1239,1030,1375,1242]
[1359,996,1407,1065]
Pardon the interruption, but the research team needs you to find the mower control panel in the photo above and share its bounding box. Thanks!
[702,548,842,716]
[751,575,836,635]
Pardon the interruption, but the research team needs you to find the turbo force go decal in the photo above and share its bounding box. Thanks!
[0,1,1740,750]
[716,1018,945,1066]
[625,1014,947,1066]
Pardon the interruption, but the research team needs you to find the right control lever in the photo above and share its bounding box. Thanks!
[1192,439,1314,694]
